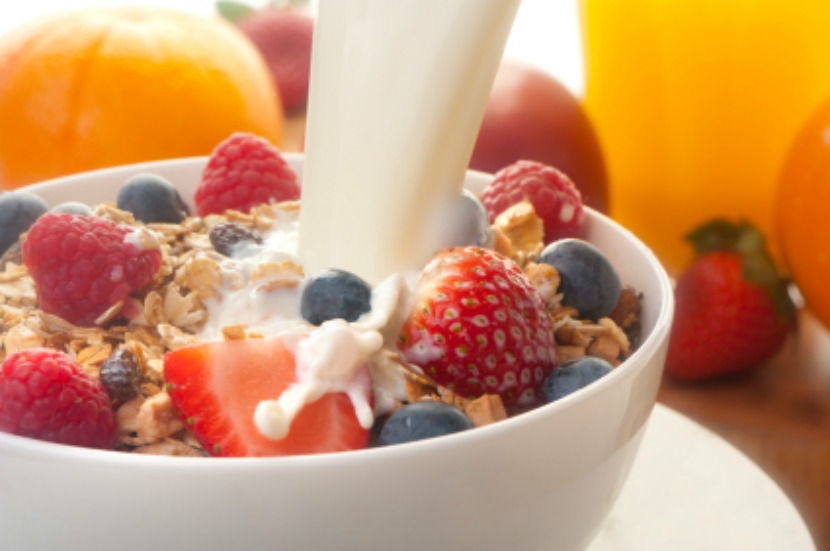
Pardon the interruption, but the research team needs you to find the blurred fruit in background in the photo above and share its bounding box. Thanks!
[665,220,795,382]
[470,59,609,213]
[231,5,314,114]
[580,0,830,272]
[0,6,284,190]
[775,97,830,330]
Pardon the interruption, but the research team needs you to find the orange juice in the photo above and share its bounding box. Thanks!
[579,0,830,272]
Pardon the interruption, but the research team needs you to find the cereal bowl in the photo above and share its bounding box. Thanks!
[0,156,674,551]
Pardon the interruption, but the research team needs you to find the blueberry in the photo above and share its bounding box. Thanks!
[538,238,621,320]
[0,190,48,256]
[209,222,262,257]
[542,356,614,403]
[452,189,494,248]
[117,173,189,224]
[300,269,372,325]
[378,401,474,446]
[50,201,92,216]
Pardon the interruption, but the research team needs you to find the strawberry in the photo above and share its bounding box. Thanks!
[164,337,370,457]
[665,220,796,382]
[397,246,558,407]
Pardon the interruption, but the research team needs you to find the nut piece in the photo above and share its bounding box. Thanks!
[463,394,507,427]
[494,200,545,255]
[586,334,621,365]
[136,391,184,444]
[524,261,561,308]
[132,438,205,457]
[557,345,587,363]
[1,323,45,354]
[222,325,248,340]
[182,256,223,300]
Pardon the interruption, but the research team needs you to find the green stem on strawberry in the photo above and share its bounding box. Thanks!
[685,219,796,319]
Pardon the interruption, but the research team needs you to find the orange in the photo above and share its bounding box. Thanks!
[0,6,284,189]
[775,97,830,330]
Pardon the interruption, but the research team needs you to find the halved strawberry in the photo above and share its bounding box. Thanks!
[164,337,369,457]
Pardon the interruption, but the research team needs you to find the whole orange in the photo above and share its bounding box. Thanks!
[776,97,830,330]
[0,7,284,189]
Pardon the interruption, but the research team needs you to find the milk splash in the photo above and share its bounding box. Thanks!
[255,0,521,439]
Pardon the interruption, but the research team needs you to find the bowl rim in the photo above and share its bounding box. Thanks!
[0,156,675,469]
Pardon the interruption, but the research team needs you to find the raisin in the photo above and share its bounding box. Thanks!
[100,348,142,402]
[209,222,262,257]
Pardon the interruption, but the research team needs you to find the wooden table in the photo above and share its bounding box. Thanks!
[659,311,830,550]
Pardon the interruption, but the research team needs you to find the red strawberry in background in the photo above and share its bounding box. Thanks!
[221,2,314,114]
[164,336,370,457]
[397,246,558,407]
[665,220,796,382]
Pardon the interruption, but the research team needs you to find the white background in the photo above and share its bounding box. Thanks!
[0,0,585,95]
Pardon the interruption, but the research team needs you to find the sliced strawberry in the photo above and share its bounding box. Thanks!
[164,337,369,457]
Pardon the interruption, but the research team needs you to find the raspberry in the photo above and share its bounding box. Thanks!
[195,132,300,216]
[480,160,585,243]
[0,348,117,449]
[22,213,162,327]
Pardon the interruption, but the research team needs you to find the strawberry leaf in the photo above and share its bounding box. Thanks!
[686,218,795,320]
[742,252,796,320]
[685,218,741,255]
[217,1,255,22]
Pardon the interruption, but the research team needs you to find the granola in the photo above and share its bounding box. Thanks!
[0,197,641,456]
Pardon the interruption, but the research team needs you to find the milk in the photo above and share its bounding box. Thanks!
[299,0,521,285]
[253,0,520,438]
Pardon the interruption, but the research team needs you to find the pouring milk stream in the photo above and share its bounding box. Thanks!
[253,0,521,439]
[299,0,521,284]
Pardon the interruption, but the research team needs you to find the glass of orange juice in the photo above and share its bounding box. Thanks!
[578,0,830,272]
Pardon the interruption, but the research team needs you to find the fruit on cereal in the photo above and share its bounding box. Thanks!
[234,7,315,114]
[164,337,370,457]
[117,173,189,224]
[0,6,284,190]
[542,356,613,402]
[301,269,373,325]
[480,160,585,243]
[0,348,117,449]
[397,246,558,407]
[378,400,475,446]
[452,189,495,248]
[665,220,795,382]
[0,190,48,255]
[470,60,609,213]
[99,348,142,402]
[22,213,163,327]
[195,132,300,216]
[538,239,621,321]
[209,222,263,257]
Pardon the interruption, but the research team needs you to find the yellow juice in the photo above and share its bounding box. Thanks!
[579,0,830,271]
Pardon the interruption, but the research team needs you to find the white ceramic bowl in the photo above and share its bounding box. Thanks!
[0,156,674,551]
